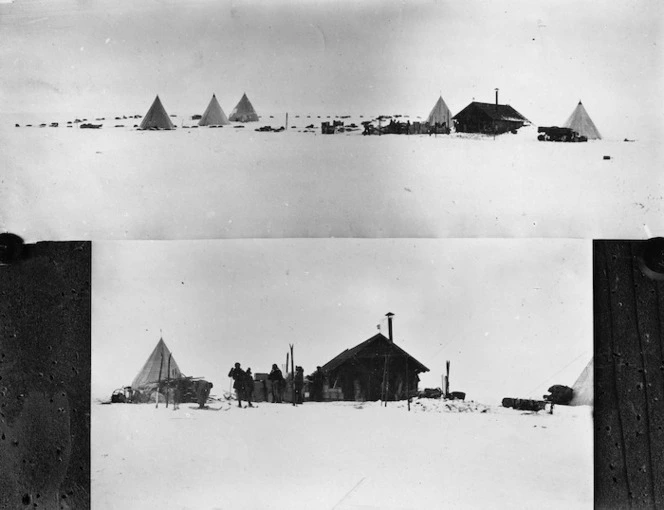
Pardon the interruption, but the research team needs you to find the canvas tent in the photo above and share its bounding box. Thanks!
[198,94,230,126]
[563,101,601,140]
[139,95,175,130]
[569,358,593,406]
[427,95,452,129]
[229,93,259,122]
[131,337,182,391]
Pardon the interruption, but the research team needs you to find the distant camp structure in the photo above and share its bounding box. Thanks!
[569,358,593,406]
[198,94,230,126]
[563,101,601,140]
[122,336,213,407]
[453,101,529,135]
[320,313,429,401]
[453,90,529,135]
[131,337,182,393]
[139,95,175,130]
[229,93,259,122]
[427,95,452,133]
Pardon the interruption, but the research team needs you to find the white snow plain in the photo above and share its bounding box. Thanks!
[1,118,661,241]
[92,397,593,510]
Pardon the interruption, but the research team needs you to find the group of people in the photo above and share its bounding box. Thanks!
[228,362,326,407]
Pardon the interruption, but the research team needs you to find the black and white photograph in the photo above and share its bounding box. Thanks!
[91,238,592,509]
[1,0,662,240]
[1,0,663,508]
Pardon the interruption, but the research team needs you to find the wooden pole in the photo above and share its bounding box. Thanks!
[166,353,172,408]
[156,352,164,408]
[285,112,288,130]
[406,356,410,411]
[381,353,389,406]
[446,360,451,398]
[290,343,295,406]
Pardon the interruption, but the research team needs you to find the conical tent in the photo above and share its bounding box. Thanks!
[198,94,230,126]
[139,95,175,130]
[229,93,259,122]
[569,359,593,406]
[427,95,452,128]
[131,338,182,390]
[563,101,601,140]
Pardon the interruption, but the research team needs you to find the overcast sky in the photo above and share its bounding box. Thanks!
[92,239,592,404]
[1,0,662,139]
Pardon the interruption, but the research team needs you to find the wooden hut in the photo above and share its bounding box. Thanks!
[453,101,529,135]
[320,314,429,401]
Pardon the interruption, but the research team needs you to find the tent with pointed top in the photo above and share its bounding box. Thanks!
[569,358,593,406]
[229,93,259,122]
[139,95,175,130]
[427,95,452,129]
[198,94,230,126]
[131,338,182,390]
[563,101,601,140]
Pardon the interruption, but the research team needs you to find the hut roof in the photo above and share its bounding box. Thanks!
[321,333,429,373]
[453,102,530,123]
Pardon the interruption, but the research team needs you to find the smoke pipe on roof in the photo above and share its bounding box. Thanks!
[495,88,499,106]
[386,312,394,342]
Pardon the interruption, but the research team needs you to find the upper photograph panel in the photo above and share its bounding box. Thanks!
[1,0,662,241]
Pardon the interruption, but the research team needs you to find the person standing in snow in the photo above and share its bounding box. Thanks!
[312,366,325,402]
[228,363,247,408]
[244,368,254,407]
[269,364,284,403]
[294,366,304,404]
[173,377,185,410]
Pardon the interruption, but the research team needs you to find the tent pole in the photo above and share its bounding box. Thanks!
[166,353,172,408]
[156,352,164,408]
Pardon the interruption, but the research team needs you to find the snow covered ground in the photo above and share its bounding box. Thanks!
[1,117,661,241]
[91,398,593,510]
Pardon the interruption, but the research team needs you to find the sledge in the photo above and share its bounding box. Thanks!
[537,126,587,142]
[502,397,548,412]
[187,405,225,411]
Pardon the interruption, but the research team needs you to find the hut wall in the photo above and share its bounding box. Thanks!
[454,108,523,135]
[328,356,423,402]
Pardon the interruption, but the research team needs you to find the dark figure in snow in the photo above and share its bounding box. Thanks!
[261,379,268,402]
[269,364,285,403]
[294,366,304,404]
[312,366,325,402]
[173,377,185,410]
[196,381,213,409]
[244,368,254,407]
[228,363,247,408]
